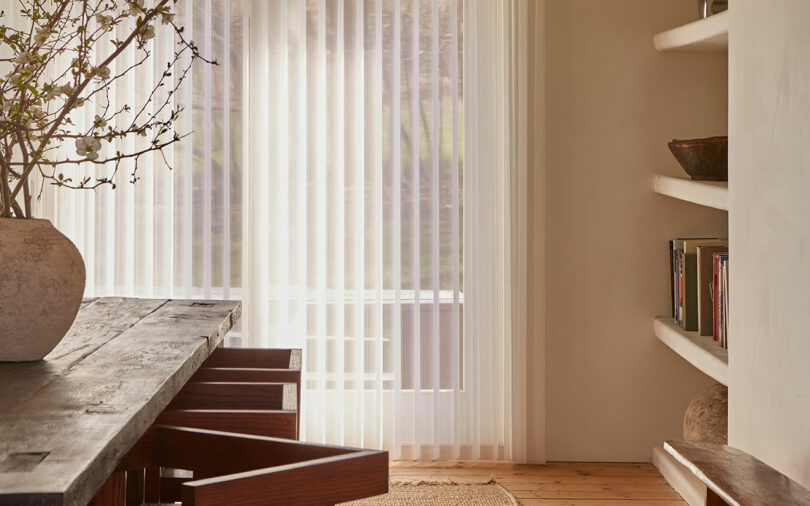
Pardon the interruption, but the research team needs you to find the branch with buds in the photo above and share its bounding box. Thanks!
[0,0,214,218]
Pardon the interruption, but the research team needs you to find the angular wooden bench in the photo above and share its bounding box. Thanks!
[665,440,810,506]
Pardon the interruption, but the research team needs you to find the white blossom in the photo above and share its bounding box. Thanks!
[29,106,45,120]
[140,24,155,40]
[95,66,111,80]
[161,12,175,25]
[129,0,145,16]
[75,136,102,160]
[15,52,35,65]
[56,84,75,97]
[96,13,114,27]
[94,115,107,128]
[34,27,50,46]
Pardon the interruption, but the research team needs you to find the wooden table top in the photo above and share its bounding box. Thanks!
[0,298,241,506]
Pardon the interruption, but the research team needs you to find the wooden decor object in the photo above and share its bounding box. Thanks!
[683,384,728,445]
[665,439,810,506]
[668,136,728,181]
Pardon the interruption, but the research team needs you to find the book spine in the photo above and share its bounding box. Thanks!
[713,253,720,342]
[677,251,684,327]
[670,240,675,319]
[684,253,699,331]
[719,259,724,347]
[722,257,729,349]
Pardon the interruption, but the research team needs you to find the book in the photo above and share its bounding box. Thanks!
[720,254,729,348]
[671,238,708,325]
[669,240,675,318]
[712,252,721,342]
[697,246,727,336]
[712,253,730,348]
[680,239,728,331]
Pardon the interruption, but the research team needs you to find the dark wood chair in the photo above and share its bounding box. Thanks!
[89,348,388,505]
[93,426,388,505]
[159,348,302,440]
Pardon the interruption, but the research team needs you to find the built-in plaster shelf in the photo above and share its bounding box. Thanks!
[653,175,728,211]
[654,317,728,386]
[654,11,728,52]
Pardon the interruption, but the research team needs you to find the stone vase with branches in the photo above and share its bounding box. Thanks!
[0,0,211,361]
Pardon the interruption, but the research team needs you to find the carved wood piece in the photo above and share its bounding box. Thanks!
[665,440,810,506]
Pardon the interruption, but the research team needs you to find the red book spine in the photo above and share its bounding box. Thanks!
[678,254,684,327]
[712,254,720,342]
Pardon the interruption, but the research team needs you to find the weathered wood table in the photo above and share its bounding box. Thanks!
[0,298,241,506]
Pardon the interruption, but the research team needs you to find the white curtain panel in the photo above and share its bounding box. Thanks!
[244,0,530,461]
[31,1,245,300]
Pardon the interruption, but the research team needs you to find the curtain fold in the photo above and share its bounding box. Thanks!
[244,0,532,461]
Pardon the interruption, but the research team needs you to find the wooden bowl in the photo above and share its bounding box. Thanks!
[668,136,728,181]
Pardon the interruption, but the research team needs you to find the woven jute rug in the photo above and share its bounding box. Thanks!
[340,480,519,506]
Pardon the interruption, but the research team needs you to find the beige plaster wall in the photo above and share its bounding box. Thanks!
[539,0,729,461]
[728,0,810,488]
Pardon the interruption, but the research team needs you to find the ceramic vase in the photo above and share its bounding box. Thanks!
[0,218,85,361]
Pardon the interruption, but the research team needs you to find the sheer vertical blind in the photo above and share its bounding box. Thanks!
[244,0,529,460]
[25,0,532,461]
[244,0,471,459]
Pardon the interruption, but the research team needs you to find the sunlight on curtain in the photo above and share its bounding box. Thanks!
[33,1,244,300]
[244,0,528,461]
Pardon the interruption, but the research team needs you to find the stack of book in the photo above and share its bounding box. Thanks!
[670,238,729,348]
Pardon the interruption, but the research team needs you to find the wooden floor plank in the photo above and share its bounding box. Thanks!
[518,500,686,506]
[389,461,686,505]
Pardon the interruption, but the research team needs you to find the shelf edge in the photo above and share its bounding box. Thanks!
[652,446,707,506]
[653,175,728,211]
[654,317,728,386]
[654,11,729,52]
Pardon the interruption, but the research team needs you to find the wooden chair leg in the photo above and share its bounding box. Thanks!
[144,466,161,503]
[125,469,144,506]
[89,471,126,506]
